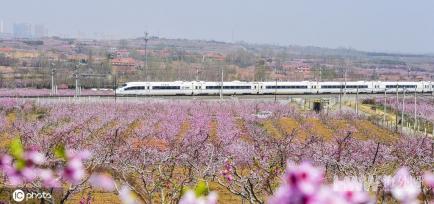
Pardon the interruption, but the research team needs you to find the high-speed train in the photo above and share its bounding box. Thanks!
[115,81,434,96]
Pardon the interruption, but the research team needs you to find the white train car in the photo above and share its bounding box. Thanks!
[118,81,191,96]
[198,81,257,95]
[261,81,312,94]
[317,81,371,94]
[379,81,422,93]
[421,81,433,93]
[115,81,432,96]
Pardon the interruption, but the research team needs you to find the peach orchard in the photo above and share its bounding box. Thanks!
[0,98,433,203]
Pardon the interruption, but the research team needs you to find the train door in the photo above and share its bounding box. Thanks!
[252,83,258,95]
[310,82,319,94]
[371,81,380,93]
[431,81,434,93]
[191,82,196,95]
[422,81,430,93]
[252,82,259,95]
[141,83,148,95]
[193,82,203,95]
[144,83,150,95]
[254,82,262,94]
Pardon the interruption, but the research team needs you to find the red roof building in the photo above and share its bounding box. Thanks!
[115,49,130,58]
[0,47,13,52]
[111,57,137,67]
[205,52,225,61]
[111,58,144,74]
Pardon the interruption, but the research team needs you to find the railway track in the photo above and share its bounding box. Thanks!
[1,93,433,100]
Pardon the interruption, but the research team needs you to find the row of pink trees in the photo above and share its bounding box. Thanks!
[374,95,434,123]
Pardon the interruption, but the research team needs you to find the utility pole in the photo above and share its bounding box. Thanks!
[319,66,322,82]
[344,66,348,97]
[414,88,417,131]
[339,82,343,113]
[407,66,411,80]
[339,65,348,113]
[383,89,387,125]
[144,32,149,81]
[113,74,117,102]
[355,86,359,115]
[395,84,399,132]
[401,88,406,133]
[373,66,378,80]
[220,66,223,100]
[50,63,56,96]
[197,55,205,81]
[74,64,80,98]
[274,67,277,102]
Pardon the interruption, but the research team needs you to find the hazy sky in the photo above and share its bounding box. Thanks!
[1,0,434,53]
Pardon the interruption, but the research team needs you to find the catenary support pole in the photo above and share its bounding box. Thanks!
[383,89,387,125]
[401,88,406,132]
[395,84,399,132]
[414,88,417,131]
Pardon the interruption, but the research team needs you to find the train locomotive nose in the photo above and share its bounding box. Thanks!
[115,88,123,95]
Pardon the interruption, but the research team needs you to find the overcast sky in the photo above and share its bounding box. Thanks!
[1,0,434,53]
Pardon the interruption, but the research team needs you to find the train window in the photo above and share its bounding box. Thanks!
[385,85,416,89]
[152,86,181,90]
[124,86,145,91]
[321,85,367,89]
[205,86,251,89]
[346,85,368,89]
[322,85,337,89]
[265,86,308,89]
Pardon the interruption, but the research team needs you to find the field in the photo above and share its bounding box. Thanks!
[0,98,433,203]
